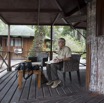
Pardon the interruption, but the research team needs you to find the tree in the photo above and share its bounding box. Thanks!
[28,26,46,57]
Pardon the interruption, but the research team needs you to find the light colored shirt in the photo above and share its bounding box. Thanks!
[57,46,71,59]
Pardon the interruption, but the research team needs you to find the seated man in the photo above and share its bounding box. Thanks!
[46,38,71,88]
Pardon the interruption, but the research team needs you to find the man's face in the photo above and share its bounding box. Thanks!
[58,40,64,48]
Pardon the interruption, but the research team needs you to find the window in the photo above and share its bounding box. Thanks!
[15,38,22,47]
[10,38,14,46]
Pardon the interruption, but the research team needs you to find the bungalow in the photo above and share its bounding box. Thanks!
[0,26,34,59]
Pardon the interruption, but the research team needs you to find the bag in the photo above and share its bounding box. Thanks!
[16,62,39,80]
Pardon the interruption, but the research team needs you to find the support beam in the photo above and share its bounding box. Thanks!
[65,15,87,22]
[55,0,63,11]
[7,25,11,71]
[0,9,61,13]
[0,54,9,68]
[50,25,53,60]
[0,15,8,24]
[73,22,81,27]
[62,18,86,39]
[56,0,86,17]
[10,23,72,26]
[52,13,60,25]
[65,5,86,17]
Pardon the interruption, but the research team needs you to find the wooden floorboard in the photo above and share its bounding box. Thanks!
[0,72,17,102]
[1,69,104,103]
[1,76,18,103]
[0,69,7,78]
[28,75,36,99]
[0,72,16,91]
[20,76,32,101]
[42,84,51,98]
[10,78,26,103]
[0,71,13,84]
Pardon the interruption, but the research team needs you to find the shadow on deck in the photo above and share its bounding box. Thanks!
[0,69,104,103]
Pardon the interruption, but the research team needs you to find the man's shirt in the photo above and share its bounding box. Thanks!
[57,46,71,59]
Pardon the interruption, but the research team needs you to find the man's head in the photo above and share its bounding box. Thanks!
[58,38,66,49]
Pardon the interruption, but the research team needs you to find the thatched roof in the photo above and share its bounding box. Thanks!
[0,26,35,37]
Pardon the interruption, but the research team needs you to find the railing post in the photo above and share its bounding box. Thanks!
[7,25,11,71]
[50,25,53,60]
[86,43,91,90]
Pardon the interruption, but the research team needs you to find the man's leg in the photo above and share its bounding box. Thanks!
[46,64,52,81]
[50,63,59,81]
[50,62,63,88]
[46,62,63,87]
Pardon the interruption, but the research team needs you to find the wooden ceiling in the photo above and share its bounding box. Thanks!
[0,0,88,29]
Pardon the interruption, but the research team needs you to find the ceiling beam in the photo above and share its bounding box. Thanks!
[75,26,86,29]
[9,23,72,26]
[0,9,62,13]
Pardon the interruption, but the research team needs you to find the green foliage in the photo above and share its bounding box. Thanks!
[52,26,86,53]
[0,20,7,32]
[0,20,86,56]
[53,34,85,52]
[81,53,86,59]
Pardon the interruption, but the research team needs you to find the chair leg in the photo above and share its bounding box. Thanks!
[63,72,66,86]
[77,70,81,85]
[69,72,72,82]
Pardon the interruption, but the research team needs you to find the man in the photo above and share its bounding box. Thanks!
[46,38,71,88]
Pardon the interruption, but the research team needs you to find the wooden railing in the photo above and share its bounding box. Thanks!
[0,50,86,71]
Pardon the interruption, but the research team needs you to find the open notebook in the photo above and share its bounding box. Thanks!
[45,60,55,64]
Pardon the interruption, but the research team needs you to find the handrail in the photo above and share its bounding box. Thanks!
[0,68,6,73]
[0,50,86,53]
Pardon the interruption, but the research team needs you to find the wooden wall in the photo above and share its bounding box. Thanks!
[1,37,33,59]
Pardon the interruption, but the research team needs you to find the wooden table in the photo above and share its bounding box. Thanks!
[18,62,42,89]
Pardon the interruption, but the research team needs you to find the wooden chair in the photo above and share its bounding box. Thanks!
[61,54,81,86]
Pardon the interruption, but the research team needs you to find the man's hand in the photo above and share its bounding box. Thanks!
[54,58,63,63]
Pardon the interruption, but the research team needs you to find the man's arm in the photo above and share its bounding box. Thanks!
[63,57,71,61]
[53,51,58,54]
[58,57,71,62]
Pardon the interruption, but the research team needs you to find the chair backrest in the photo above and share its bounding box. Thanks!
[62,54,81,72]
[36,52,48,62]
[72,54,81,62]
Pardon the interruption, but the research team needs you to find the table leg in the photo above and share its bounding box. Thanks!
[38,71,41,88]
[18,71,23,89]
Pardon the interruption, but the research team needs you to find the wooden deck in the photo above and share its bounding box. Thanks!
[0,69,104,103]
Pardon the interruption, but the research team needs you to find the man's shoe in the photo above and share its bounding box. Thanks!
[46,81,53,86]
[51,80,61,88]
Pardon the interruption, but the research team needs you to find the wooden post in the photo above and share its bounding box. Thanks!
[86,43,91,89]
[7,25,11,71]
[50,25,53,60]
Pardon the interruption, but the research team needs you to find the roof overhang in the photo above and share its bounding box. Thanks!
[0,0,88,29]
